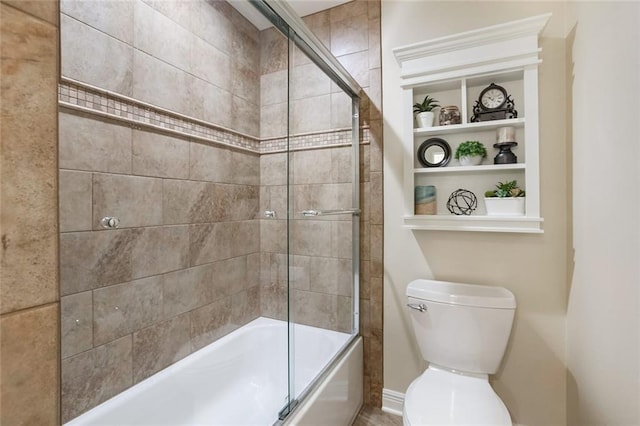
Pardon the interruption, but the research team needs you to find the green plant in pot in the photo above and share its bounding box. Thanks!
[484,180,526,216]
[455,140,487,166]
[413,95,439,128]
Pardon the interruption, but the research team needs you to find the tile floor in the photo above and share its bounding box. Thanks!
[353,405,403,426]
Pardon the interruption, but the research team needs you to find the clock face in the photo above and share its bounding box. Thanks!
[481,88,506,109]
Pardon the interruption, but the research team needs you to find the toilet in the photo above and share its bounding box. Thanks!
[404,279,516,426]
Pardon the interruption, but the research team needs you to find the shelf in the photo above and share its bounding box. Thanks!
[414,118,525,137]
[414,163,525,174]
[403,214,543,233]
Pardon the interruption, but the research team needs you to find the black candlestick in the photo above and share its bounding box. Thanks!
[493,142,518,164]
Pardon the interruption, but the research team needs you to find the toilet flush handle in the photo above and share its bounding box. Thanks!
[407,303,427,313]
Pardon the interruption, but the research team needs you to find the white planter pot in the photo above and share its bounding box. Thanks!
[458,155,483,166]
[416,111,435,128]
[484,197,525,216]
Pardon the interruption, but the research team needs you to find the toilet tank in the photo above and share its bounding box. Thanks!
[406,279,516,375]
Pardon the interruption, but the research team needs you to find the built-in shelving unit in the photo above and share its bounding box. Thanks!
[393,13,551,233]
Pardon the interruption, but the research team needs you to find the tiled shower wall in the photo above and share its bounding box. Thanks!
[58,110,261,422]
[61,0,260,137]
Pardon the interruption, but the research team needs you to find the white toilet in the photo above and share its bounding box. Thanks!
[404,279,516,426]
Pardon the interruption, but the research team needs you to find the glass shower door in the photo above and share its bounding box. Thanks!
[285,34,360,411]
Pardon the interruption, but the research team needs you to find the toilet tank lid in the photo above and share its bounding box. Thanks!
[406,279,516,309]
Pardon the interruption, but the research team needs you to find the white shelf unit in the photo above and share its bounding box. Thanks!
[393,13,551,233]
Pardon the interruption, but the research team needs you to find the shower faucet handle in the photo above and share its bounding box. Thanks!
[264,210,276,218]
[100,216,120,229]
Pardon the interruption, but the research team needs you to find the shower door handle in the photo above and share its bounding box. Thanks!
[301,209,361,217]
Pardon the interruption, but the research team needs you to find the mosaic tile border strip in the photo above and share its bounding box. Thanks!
[59,79,261,153]
[58,78,370,154]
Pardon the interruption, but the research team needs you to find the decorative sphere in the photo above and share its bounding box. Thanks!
[447,189,478,215]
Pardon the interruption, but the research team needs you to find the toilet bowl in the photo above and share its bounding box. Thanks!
[404,279,516,426]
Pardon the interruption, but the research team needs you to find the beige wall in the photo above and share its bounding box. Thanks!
[566,2,640,425]
[0,1,60,424]
[382,2,569,425]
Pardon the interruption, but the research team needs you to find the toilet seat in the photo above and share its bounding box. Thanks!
[403,365,512,426]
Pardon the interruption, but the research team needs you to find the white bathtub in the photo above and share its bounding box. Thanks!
[65,317,361,426]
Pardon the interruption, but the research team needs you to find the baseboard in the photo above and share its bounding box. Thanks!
[381,388,404,417]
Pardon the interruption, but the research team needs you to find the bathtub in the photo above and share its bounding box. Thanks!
[65,317,362,425]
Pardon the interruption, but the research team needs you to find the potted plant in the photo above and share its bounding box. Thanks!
[484,180,525,216]
[413,95,440,128]
[455,141,487,166]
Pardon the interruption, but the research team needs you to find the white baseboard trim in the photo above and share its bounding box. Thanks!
[381,388,405,417]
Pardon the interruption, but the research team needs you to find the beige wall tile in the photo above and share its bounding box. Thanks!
[228,151,260,185]
[260,27,287,74]
[61,292,93,358]
[191,78,233,129]
[292,95,331,134]
[232,63,259,103]
[260,153,287,186]
[134,1,191,73]
[1,4,59,314]
[370,224,382,277]
[369,18,381,69]
[132,314,191,383]
[193,1,233,54]
[132,129,190,179]
[190,142,231,183]
[292,290,337,330]
[260,70,287,106]
[4,0,58,24]
[332,91,354,129]
[0,304,59,425]
[293,149,332,185]
[93,174,164,229]
[230,286,260,328]
[332,220,353,259]
[299,13,330,64]
[59,170,93,232]
[61,335,132,422]
[189,223,232,266]
[190,35,231,91]
[140,0,192,30]
[93,276,164,346]
[59,111,132,174]
[331,14,369,57]
[60,228,140,296]
[131,225,190,279]
[61,0,133,44]
[229,221,260,258]
[189,298,233,351]
[163,179,213,224]
[231,94,260,137]
[260,282,287,321]
[332,146,354,183]
[368,68,382,121]
[211,255,252,298]
[291,220,333,257]
[61,14,133,95]
[370,172,383,225]
[162,264,214,318]
[260,102,287,139]
[259,219,287,255]
[292,62,331,100]
[337,50,370,88]
[132,50,192,115]
[329,0,368,23]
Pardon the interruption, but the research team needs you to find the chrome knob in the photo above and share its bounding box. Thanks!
[100,216,120,229]
[264,210,276,218]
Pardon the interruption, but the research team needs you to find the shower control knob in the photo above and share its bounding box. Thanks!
[100,216,120,229]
